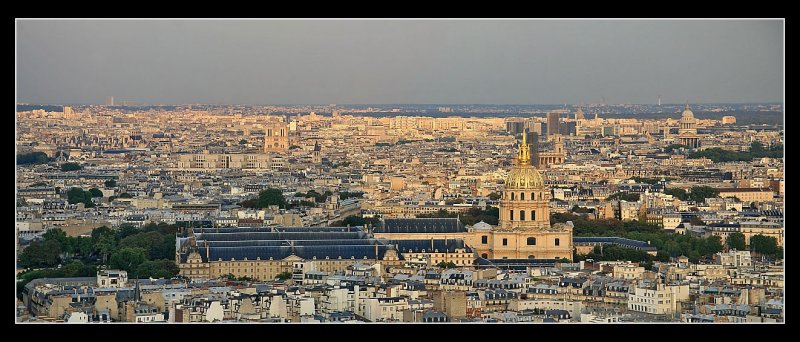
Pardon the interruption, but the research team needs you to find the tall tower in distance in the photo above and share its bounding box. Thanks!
[658,95,661,107]
[106,96,114,106]
[546,112,560,137]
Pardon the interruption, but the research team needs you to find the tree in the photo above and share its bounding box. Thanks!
[109,247,148,276]
[19,239,63,268]
[664,188,688,201]
[276,271,292,280]
[726,232,747,251]
[89,188,104,198]
[119,192,133,198]
[17,152,51,165]
[92,227,117,263]
[437,261,457,269]
[239,139,248,145]
[703,236,724,255]
[119,231,166,260]
[749,235,781,259]
[61,162,82,172]
[136,260,180,279]
[255,188,287,209]
[488,192,501,201]
[104,179,117,188]
[688,186,719,203]
[606,192,640,202]
[67,187,87,204]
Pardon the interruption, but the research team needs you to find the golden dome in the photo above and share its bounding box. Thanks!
[506,164,545,189]
[505,132,545,189]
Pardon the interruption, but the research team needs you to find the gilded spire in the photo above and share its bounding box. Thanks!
[517,132,531,166]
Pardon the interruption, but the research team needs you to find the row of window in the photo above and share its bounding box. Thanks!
[508,192,546,201]
[509,210,535,221]
[480,236,559,246]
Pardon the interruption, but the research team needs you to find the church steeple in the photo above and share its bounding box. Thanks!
[517,132,531,166]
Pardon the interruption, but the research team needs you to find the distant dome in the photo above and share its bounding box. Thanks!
[505,165,545,189]
[681,104,695,119]
[472,221,492,230]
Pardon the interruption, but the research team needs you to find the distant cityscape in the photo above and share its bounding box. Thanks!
[16,102,784,323]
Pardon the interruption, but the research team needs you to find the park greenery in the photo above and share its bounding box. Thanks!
[436,261,457,268]
[331,215,381,227]
[67,187,97,208]
[240,188,288,209]
[17,223,180,299]
[61,162,83,172]
[488,192,501,201]
[338,191,364,200]
[726,232,747,250]
[606,192,640,202]
[663,186,719,203]
[688,142,783,162]
[104,179,117,188]
[17,152,51,165]
[552,213,724,264]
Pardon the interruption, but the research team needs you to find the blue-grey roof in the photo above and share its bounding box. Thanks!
[376,218,466,234]
[573,237,656,250]
[385,239,472,253]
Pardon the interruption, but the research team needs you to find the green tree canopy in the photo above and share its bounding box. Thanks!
[89,188,104,198]
[664,188,688,201]
[488,192,501,201]
[19,239,63,268]
[104,179,117,188]
[61,162,82,172]
[17,152,51,165]
[726,232,747,251]
[688,186,719,203]
[606,192,640,202]
[109,247,148,276]
[749,235,782,259]
[276,271,292,280]
[254,188,287,208]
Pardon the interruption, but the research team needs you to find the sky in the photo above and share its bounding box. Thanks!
[16,19,783,105]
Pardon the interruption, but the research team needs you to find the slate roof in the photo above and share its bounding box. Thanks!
[385,239,471,253]
[573,237,656,250]
[375,218,466,233]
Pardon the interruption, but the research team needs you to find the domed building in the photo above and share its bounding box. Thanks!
[370,133,573,263]
[677,103,700,148]
[466,133,573,260]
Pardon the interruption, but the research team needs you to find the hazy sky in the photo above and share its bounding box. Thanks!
[17,20,783,105]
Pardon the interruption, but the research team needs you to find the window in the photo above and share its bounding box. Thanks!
[531,192,535,201]
[520,193,525,200]
[511,193,515,200]
[531,210,535,221]
[527,237,536,245]
[481,235,488,244]
[481,253,488,259]
[502,238,508,246]
[555,238,560,246]
[528,255,535,259]
[520,211,525,221]
[509,210,514,221]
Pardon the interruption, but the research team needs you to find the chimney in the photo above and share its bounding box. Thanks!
[205,240,210,260]
[375,244,379,260]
